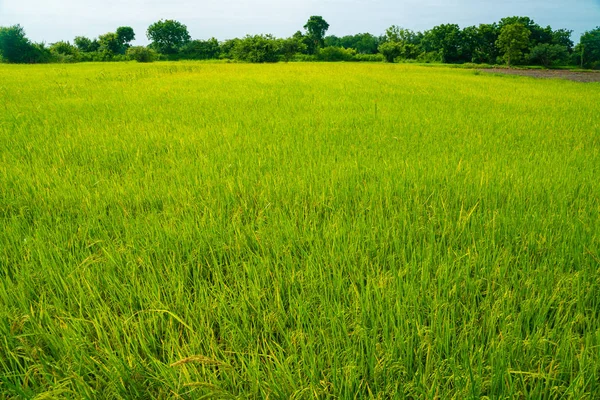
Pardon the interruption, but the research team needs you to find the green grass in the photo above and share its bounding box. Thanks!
[1,62,599,399]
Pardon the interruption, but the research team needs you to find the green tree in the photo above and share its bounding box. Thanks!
[116,27,135,53]
[49,41,80,62]
[279,37,307,61]
[304,16,330,53]
[147,20,191,55]
[182,38,220,60]
[98,32,121,56]
[0,25,48,63]
[528,43,569,67]
[496,23,531,67]
[578,27,600,68]
[74,36,100,53]
[422,24,463,63]
[232,34,280,63]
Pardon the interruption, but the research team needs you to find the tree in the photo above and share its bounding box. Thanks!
[578,27,600,68]
[232,35,280,63]
[50,42,79,58]
[98,32,121,56]
[147,20,191,54]
[74,36,100,53]
[0,25,49,63]
[551,29,574,52]
[116,27,135,52]
[181,38,220,60]
[496,23,531,67]
[378,26,420,62]
[279,37,307,61]
[528,43,569,67]
[422,24,464,63]
[304,16,329,53]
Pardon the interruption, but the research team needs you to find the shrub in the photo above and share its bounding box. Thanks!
[232,35,279,63]
[126,46,157,63]
[352,53,384,62]
[316,46,356,61]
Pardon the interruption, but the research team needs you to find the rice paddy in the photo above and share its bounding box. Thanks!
[1,62,599,398]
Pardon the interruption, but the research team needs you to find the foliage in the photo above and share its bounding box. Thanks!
[147,19,191,54]
[496,23,531,67]
[0,25,50,63]
[278,37,307,62]
[126,46,157,62]
[303,16,329,53]
[181,38,220,60]
[98,32,122,56]
[116,27,135,51]
[74,36,100,53]
[578,27,600,69]
[232,34,279,63]
[528,43,569,67]
[316,46,355,61]
[422,24,464,63]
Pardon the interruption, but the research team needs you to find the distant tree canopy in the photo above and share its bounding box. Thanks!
[0,25,49,63]
[304,16,330,53]
[147,20,191,55]
[0,16,597,68]
[496,23,531,67]
[578,27,600,68]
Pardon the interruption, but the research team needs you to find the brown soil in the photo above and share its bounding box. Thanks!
[482,68,600,83]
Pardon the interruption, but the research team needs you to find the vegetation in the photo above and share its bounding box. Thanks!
[1,62,599,398]
[1,17,599,68]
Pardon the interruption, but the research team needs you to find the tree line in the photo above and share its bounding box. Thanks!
[1,16,599,68]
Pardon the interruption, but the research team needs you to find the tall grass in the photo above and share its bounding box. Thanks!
[1,62,599,398]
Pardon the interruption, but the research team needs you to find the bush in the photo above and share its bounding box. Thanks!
[181,39,220,60]
[126,46,157,63]
[316,46,356,61]
[352,53,384,62]
[417,51,442,63]
[232,35,279,63]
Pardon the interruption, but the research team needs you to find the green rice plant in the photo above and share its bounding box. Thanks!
[0,62,599,399]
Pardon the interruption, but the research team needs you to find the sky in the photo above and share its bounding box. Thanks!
[0,0,599,45]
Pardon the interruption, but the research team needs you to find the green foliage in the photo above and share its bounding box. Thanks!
[303,16,330,53]
[1,62,599,398]
[496,23,531,67]
[316,46,356,61]
[98,32,122,56]
[126,46,157,63]
[578,27,600,69]
[379,26,421,62]
[232,35,279,63]
[74,36,100,53]
[422,24,464,63]
[0,25,49,63]
[378,41,403,62]
[278,37,307,62]
[49,41,80,63]
[147,20,191,54]
[181,38,220,60]
[116,27,135,51]
[528,43,569,67]
[325,33,379,54]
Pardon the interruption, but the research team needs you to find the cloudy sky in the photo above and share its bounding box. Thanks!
[1,0,598,45]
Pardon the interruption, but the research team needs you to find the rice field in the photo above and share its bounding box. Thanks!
[1,62,599,399]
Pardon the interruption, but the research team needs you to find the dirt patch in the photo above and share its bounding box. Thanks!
[482,68,600,83]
